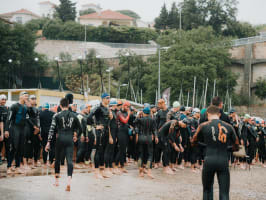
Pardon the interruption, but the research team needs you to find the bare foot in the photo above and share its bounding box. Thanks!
[121,168,128,173]
[65,185,70,192]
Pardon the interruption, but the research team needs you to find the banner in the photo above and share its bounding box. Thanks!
[162,87,171,106]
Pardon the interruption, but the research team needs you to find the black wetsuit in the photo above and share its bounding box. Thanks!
[104,109,118,168]
[190,117,199,165]
[155,108,169,164]
[192,119,239,200]
[135,116,157,169]
[87,103,110,168]
[40,109,54,164]
[257,126,266,163]
[158,120,181,167]
[0,106,8,162]
[76,113,88,163]
[115,110,130,168]
[48,110,81,177]
[5,103,30,168]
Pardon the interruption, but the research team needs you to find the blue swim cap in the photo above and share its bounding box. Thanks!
[42,103,50,109]
[101,93,110,99]
[109,98,117,106]
[143,106,151,114]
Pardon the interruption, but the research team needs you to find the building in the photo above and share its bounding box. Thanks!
[79,10,134,27]
[0,9,40,24]
[39,1,56,18]
[80,3,102,13]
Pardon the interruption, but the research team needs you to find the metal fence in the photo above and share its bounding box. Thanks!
[232,35,266,46]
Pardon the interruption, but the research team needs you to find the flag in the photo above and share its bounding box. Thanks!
[162,87,171,106]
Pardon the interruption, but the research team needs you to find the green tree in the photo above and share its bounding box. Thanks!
[168,2,179,29]
[255,77,266,100]
[223,21,257,38]
[25,18,50,32]
[154,3,169,30]
[55,0,76,22]
[79,8,96,16]
[116,10,141,19]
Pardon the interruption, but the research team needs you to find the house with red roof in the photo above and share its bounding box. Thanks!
[0,9,40,24]
[79,9,134,27]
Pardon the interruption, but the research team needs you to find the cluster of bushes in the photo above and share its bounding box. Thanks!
[40,20,158,44]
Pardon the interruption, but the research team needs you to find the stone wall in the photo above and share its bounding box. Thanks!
[234,105,266,118]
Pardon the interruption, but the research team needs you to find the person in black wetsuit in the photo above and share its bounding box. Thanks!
[40,103,55,167]
[135,106,157,179]
[115,101,131,174]
[5,91,32,174]
[256,120,266,167]
[87,93,112,179]
[192,105,239,200]
[190,108,200,173]
[45,98,81,192]
[0,94,8,165]
[154,99,169,170]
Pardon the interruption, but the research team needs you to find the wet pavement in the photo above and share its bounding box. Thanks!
[0,163,266,200]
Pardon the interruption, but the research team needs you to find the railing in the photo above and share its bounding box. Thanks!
[232,35,266,46]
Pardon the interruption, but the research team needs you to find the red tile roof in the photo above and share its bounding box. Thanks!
[79,10,133,20]
[0,9,40,18]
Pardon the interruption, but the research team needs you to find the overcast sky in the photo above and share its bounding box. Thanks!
[1,0,266,24]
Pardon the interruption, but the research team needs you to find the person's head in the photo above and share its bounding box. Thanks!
[65,93,74,104]
[19,91,29,104]
[117,100,123,110]
[122,101,130,111]
[185,107,191,115]
[229,108,236,118]
[192,108,200,119]
[244,114,251,122]
[42,102,50,110]
[60,98,69,108]
[29,95,37,106]
[109,98,117,110]
[172,101,180,112]
[143,106,150,117]
[80,105,88,114]
[0,94,7,106]
[206,105,221,120]
[157,99,166,109]
[150,104,157,114]
[85,104,92,113]
[211,96,223,109]
[101,93,110,106]
[180,106,185,113]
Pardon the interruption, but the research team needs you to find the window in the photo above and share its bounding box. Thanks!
[16,17,22,24]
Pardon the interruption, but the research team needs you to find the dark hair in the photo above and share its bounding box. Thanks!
[60,98,69,108]
[211,96,222,106]
[207,105,220,115]
[65,93,74,104]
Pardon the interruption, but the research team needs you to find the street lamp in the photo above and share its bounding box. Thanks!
[8,59,12,88]
[158,46,170,100]
[125,52,131,100]
[34,57,42,89]
[55,57,63,92]
[78,56,84,95]
[106,66,114,95]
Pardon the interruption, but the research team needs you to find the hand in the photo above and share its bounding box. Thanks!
[180,146,184,152]
[38,134,42,141]
[4,131,9,138]
[174,145,180,152]
[86,137,89,143]
[34,127,40,135]
[80,135,85,142]
[73,136,77,142]
[45,142,50,152]
[109,137,113,144]
[155,137,159,144]
[179,121,187,128]
[0,135,3,142]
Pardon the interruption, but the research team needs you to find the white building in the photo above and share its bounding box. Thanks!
[0,9,40,24]
[80,3,102,13]
[39,1,56,18]
[79,10,134,27]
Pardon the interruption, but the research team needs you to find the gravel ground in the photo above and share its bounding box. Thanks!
[0,163,266,200]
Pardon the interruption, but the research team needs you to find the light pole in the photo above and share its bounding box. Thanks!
[106,66,113,95]
[55,57,63,92]
[78,56,84,95]
[158,46,170,100]
[34,57,42,89]
[96,54,104,93]
[125,52,131,100]
[8,59,12,89]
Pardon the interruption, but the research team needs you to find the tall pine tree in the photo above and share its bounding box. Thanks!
[168,2,179,29]
[55,0,76,22]
[154,3,169,30]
